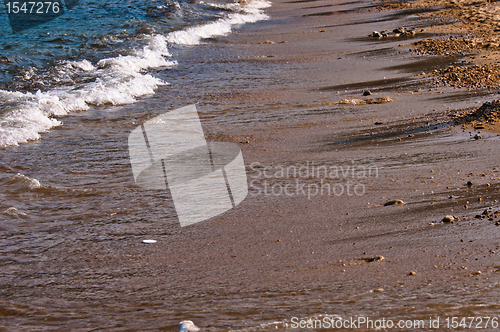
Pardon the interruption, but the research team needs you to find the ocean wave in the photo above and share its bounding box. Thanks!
[166,0,270,45]
[0,0,270,148]
[1,206,29,218]
[146,1,182,18]
[1,173,42,190]
[0,35,175,147]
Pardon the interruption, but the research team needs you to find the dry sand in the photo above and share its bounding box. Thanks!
[380,0,500,89]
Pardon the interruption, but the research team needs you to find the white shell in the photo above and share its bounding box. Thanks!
[142,239,157,244]
[179,320,200,332]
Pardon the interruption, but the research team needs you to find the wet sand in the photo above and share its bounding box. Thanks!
[2,0,500,330]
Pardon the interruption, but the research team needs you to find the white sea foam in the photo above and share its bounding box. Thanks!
[0,0,270,148]
[0,35,175,147]
[4,173,42,190]
[166,0,270,45]
[1,207,28,218]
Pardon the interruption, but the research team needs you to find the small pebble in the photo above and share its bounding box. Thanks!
[442,215,455,223]
[370,288,384,292]
[365,255,385,262]
[179,320,200,332]
[142,239,157,244]
[384,199,405,206]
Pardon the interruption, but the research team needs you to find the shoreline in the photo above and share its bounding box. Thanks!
[2,0,500,330]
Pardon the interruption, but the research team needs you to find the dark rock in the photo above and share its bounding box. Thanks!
[384,199,404,206]
[393,27,407,34]
[442,215,455,223]
[365,255,385,262]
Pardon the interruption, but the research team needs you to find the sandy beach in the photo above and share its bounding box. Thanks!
[2,0,500,330]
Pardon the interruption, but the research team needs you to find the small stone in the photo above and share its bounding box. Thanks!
[179,320,200,332]
[363,90,372,96]
[374,121,383,125]
[384,199,405,206]
[371,31,381,38]
[467,181,473,186]
[409,271,416,275]
[393,27,406,34]
[442,215,455,223]
[370,288,383,292]
[365,255,385,262]
[142,239,157,244]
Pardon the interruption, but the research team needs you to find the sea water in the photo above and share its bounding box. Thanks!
[0,0,269,147]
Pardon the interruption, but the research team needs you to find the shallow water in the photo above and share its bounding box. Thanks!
[2,0,500,330]
[0,0,270,147]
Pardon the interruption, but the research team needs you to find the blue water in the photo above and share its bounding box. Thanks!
[0,0,269,147]
[0,0,236,91]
